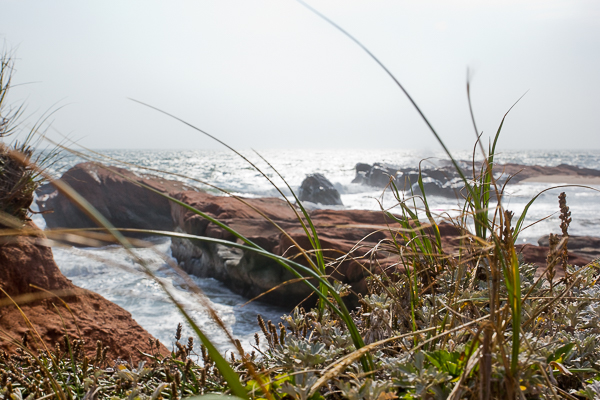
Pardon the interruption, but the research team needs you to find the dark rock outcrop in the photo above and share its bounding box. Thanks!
[353,162,600,195]
[298,173,343,206]
[352,163,400,187]
[37,162,193,234]
[0,222,168,359]
[352,163,464,198]
[410,178,455,198]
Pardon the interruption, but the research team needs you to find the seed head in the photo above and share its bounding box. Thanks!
[175,323,182,341]
[187,336,194,354]
[558,192,571,237]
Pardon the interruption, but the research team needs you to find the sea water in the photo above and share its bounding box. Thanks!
[33,148,600,352]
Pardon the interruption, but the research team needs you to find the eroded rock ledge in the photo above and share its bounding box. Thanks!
[169,191,405,307]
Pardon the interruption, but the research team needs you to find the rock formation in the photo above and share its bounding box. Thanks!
[514,243,592,274]
[37,162,600,310]
[352,161,600,196]
[170,191,400,308]
[170,189,599,306]
[298,173,343,206]
[499,163,600,182]
[536,234,600,263]
[37,162,193,234]
[352,162,465,198]
[0,222,168,359]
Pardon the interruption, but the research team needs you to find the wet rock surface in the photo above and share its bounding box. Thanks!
[298,173,343,206]
[352,162,467,198]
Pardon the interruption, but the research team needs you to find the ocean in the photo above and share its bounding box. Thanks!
[32,148,600,353]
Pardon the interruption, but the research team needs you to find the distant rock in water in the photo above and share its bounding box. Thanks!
[410,178,448,198]
[353,163,463,198]
[352,163,396,187]
[353,161,600,195]
[298,173,343,206]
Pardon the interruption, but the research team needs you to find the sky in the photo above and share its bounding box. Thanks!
[1,0,599,151]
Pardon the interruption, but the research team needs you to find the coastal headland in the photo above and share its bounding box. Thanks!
[36,161,600,308]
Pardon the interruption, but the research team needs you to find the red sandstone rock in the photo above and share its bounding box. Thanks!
[516,243,593,268]
[172,189,599,307]
[498,163,600,182]
[0,222,167,360]
[537,234,600,261]
[170,191,409,307]
[37,162,193,234]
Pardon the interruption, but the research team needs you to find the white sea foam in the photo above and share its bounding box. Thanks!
[51,238,285,352]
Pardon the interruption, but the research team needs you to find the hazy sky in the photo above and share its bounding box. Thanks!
[2,0,599,151]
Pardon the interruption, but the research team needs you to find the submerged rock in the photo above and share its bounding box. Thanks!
[298,173,343,206]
